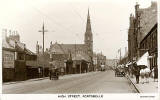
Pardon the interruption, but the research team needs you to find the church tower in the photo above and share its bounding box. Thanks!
[84,9,93,57]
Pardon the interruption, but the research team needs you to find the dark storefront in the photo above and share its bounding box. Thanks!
[140,23,157,70]
[2,48,15,82]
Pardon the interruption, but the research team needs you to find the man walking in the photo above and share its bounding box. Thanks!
[49,68,52,80]
[134,63,140,84]
[154,67,158,82]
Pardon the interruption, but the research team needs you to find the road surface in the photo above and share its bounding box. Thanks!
[3,70,137,94]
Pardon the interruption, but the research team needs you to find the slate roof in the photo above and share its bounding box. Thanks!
[50,42,90,62]
[50,43,87,53]
[3,36,36,55]
[25,48,36,55]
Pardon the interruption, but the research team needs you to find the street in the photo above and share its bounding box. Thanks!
[3,70,137,94]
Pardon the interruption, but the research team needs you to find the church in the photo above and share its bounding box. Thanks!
[37,9,93,74]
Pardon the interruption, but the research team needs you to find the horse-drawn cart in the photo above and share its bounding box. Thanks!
[115,66,125,77]
[49,68,59,80]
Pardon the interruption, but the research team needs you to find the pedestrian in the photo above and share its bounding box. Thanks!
[134,63,140,84]
[140,67,145,84]
[61,67,64,76]
[131,67,134,78]
[151,68,154,78]
[115,67,118,77]
[128,66,131,76]
[153,67,158,82]
[49,68,52,80]
[38,67,41,78]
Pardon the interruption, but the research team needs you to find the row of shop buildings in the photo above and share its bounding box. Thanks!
[2,31,42,82]
[2,31,106,82]
[120,2,158,70]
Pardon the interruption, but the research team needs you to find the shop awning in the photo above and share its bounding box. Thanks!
[137,52,149,66]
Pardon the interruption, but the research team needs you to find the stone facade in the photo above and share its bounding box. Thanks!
[128,2,157,62]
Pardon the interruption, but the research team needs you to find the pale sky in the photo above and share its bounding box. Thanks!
[0,0,157,59]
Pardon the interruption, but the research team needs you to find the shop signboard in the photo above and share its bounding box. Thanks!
[3,50,15,68]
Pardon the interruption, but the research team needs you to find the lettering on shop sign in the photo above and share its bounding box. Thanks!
[3,50,14,68]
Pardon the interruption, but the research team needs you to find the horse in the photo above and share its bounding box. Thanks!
[140,68,145,84]
[144,68,150,83]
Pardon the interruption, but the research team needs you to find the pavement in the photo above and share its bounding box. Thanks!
[3,77,49,85]
[3,70,137,94]
[126,75,158,93]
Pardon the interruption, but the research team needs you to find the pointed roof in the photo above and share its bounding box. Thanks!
[50,43,87,54]
[87,8,90,20]
[85,8,92,33]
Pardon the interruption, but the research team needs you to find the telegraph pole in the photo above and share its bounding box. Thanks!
[38,22,48,54]
[120,48,121,63]
[38,22,48,77]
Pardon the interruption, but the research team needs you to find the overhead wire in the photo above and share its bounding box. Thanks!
[26,1,77,37]
[66,2,87,41]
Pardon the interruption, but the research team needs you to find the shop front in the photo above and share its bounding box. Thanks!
[2,48,15,82]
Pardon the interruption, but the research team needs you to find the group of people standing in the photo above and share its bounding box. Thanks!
[133,63,158,84]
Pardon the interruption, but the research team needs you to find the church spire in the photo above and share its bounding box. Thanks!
[87,8,90,20]
[84,8,93,57]
[86,8,92,33]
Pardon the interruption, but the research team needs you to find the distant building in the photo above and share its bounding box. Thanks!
[93,53,98,71]
[106,59,118,68]
[97,53,106,70]
[120,51,128,65]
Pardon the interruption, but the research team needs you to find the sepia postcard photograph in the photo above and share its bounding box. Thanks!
[0,0,159,99]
